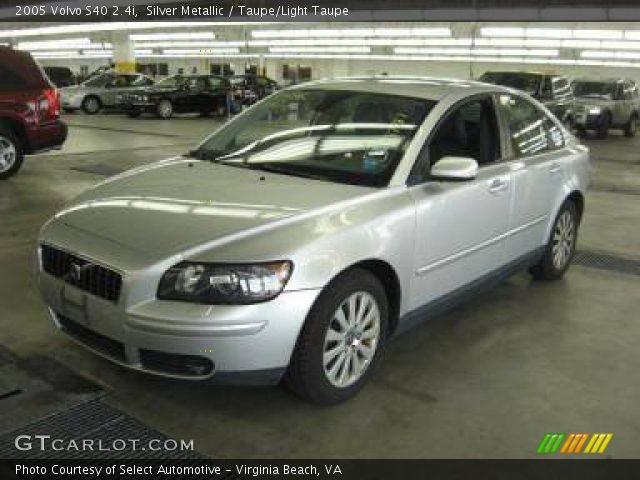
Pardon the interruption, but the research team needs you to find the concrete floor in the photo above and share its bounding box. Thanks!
[0,112,639,458]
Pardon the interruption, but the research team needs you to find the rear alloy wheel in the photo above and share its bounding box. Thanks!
[81,96,101,115]
[156,99,173,119]
[285,269,388,404]
[530,200,578,281]
[0,128,24,180]
[625,115,637,137]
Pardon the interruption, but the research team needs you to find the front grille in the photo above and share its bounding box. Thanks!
[140,349,214,378]
[57,313,126,361]
[41,244,122,303]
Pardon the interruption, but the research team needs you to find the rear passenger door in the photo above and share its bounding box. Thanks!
[495,93,566,262]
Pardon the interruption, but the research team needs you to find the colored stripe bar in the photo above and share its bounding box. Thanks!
[574,433,589,453]
[598,434,613,454]
[560,433,575,453]
[537,434,552,454]
[550,433,565,453]
[584,434,599,453]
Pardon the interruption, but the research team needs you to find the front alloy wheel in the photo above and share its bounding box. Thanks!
[323,292,381,388]
[156,99,173,119]
[531,200,578,281]
[285,268,388,404]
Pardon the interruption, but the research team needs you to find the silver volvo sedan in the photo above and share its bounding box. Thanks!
[38,77,589,404]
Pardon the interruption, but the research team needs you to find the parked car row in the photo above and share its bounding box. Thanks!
[479,71,640,139]
[59,70,279,118]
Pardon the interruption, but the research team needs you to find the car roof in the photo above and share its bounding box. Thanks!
[288,76,510,101]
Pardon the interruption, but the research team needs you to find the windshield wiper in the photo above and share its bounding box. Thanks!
[185,149,228,162]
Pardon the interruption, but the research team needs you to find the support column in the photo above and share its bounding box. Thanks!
[111,32,136,73]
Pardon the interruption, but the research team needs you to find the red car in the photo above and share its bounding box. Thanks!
[0,47,67,179]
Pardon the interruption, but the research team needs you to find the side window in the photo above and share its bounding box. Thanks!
[428,97,500,169]
[0,65,25,89]
[498,94,563,157]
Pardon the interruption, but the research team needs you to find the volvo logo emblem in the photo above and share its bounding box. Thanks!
[67,261,93,283]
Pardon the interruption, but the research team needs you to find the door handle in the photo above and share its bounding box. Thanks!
[488,177,509,194]
[550,162,561,174]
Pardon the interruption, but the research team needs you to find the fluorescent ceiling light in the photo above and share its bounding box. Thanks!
[625,31,640,40]
[81,50,113,56]
[526,28,572,39]
[21,42,112,51]
[161,48,241,55]
[129,32,215,41]
[474,38,558,47]
[134,41,247,48]
[0,22,227,38]
[582,50,640,60]
[395,47,558,57]
[18,37,91,49]
[248,38,465,47]
[134,49,153,55]
[601,40,640,50]
[481,26,625,41]
[574,29,622,40]
[480,27,524,37]
[269,46,371,53]
[141,52,259,58]
[32,50,79,57]
[251,27,451,38]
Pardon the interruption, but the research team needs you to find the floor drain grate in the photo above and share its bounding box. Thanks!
[574,250,640,276]
[0,400,204,461]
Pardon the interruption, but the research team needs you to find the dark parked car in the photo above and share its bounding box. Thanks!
[229,74,280,105]
[117,74,239,119]
[0,47,67,179]
[479,71,575,127]
[572,78,640,139]
[43,66,76,88]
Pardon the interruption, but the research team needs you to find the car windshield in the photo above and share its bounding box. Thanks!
[573,81,616,98]
[156,75,188,88]
[195,89,433,187]
[480,72,541,96]
[82,73,111,87]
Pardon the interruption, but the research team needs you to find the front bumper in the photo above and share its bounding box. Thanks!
[574,110,605,129]
[38,247,320,385]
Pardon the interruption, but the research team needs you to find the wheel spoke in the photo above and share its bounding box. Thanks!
[360,325,380,341]
[323,343,343,366]
[327,351,346,382]
[325,328,344,343]
[333,307,349,332]
[357,343,374,360]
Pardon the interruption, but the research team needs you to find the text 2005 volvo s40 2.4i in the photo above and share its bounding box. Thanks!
[38,77,589,404]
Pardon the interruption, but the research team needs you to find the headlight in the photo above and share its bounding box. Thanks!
[588,107,602,115]
[157,261,293,304]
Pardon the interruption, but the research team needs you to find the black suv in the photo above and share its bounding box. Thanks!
[479,71,576,127]
[230,74,280,105]
[117,74,239,119]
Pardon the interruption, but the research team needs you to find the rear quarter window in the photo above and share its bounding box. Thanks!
[0,65,26,89]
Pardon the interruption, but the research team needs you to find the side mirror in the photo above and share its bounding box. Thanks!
[430,156,479,181]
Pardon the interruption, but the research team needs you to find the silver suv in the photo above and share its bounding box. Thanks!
[572,78,640,139]
[38,77,589,404]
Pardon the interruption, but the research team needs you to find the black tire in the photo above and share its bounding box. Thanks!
[126,110,141,118]
[0,126,25,180]
[81,95,101,115]
[596,114,610,139]
[530,200,579,281]
[156,99,173,119]
[562,115,574,131]
[624,115,637,137]
[284,268,389,405]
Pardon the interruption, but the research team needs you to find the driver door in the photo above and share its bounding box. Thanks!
[408,95,513,311]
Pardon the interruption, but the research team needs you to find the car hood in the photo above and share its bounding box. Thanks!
[51,158,371,256]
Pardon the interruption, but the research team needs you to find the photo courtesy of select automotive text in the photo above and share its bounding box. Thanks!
[1,0,639,478]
